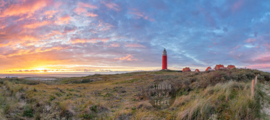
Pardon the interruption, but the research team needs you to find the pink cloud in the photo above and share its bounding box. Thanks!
[45,30,63,38]
[44,10,57,18]
[78,2,97,9]
[0,0,7,7]
[23,20,51,29]
[251,56,270,63]
[264,43,270,49]
[0,42,11,48]
[0,34,41,48]
[55,15,70,24]
[18,35,39,41]
[247,64,270,69]
[129,9,155,21]
[101,1,120,11]
[115,54,138,61]
[71,38,110,44]
[86,12,98,17]
[53,1,62,8]
[109,43,120,47]
[0,25,6,29]
[233,45,242,49]
[246,38,256,43]
[75,7,87,15]
[6,46,68,57]
[232,0,244,12]
[0,0,53,17]
[74,2,98,17]
[125,43,145,48]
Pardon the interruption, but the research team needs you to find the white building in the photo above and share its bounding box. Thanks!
[6,76,18,78]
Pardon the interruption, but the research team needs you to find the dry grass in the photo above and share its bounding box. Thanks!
[0,69,268,119]
[173,81,257,120]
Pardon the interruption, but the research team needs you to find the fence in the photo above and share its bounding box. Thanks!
[251,74,259,98]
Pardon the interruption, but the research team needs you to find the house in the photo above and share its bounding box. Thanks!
[205,67,213,71]
[6,76,18,78]
[183,67,191,72]
[195,69,200,72]
[227,65,236,69]
[214,64,225,70]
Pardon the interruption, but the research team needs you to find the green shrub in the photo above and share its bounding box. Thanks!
[55,92,62,97]
[81,79,93,83]
[90,105,98,112]
[80,114,95,119]
[4,104,10,114]
[49,95,56,101]
[23,107,34,117]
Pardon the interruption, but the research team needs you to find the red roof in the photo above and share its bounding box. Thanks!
[227,65,236,69]
[205,67,212,71]
[183,67,191,72]
[195,69,200,72]
[215,64,225,70]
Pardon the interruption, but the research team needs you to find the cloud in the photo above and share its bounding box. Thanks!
[1,0,270,72]
[0,0,53,17]
[109,43,120,47]
[0,42,11,48]
[125,43,145,48]
[115,54,138,61]
[232,0,244,12]
[74,2,98,17]
[77,2,97,9]
[264,43,270,50]
[0,0,6,6]
[64,26,76,34]
[86,12,98,17]
[71,38,110,44]
[254,32,258,37]
[233,45,242,49]
[246,38,256,43]
[44,10,57,18]
[247,64,270,69]
[23,20,51,29]
[129,9,155,21]
[55,15,71,24]
[101,1,120,11]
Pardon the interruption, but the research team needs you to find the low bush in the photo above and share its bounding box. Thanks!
[23,107,34,117]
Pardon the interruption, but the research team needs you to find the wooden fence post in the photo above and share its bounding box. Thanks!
[251,80,254,98]
[255,75,257,85]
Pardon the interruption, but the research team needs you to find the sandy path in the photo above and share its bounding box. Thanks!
[261,84,270,119]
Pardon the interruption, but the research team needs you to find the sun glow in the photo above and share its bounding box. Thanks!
[35,68,47,70]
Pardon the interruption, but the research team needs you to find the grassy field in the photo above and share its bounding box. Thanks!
[0,69,270,120]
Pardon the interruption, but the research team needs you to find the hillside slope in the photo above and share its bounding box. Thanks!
[0,69,269,120]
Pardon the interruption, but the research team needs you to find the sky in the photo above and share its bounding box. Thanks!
[0,0,270,73]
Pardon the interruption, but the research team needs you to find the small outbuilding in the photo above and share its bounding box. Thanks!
[183,67,191,72]
[214,64,225,70]
[205,67,213,71]
[195,69,200,72]
[227,65,236,69]
[6,76,18,78]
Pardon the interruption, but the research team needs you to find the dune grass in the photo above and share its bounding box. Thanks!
[173,81,261,120]
[0,69,269,119]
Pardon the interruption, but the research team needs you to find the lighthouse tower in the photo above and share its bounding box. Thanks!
[162,48,167,70]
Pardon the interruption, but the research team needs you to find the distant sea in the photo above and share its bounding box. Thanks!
[0,72,129,78]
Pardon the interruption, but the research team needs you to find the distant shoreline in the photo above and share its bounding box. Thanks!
[0,71,131,78]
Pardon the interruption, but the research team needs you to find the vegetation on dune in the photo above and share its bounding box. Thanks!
[0,69,269,119]
[172,81,262,120]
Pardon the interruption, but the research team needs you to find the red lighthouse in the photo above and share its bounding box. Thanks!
[162,48,167,70]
